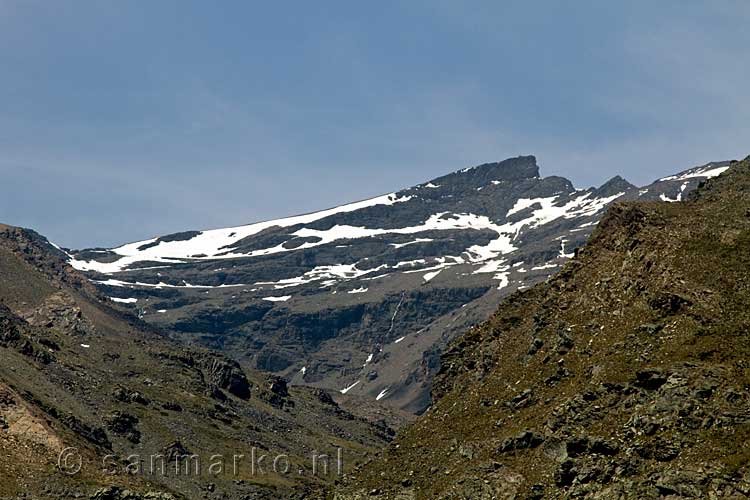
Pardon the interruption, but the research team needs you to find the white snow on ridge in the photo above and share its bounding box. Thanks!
[658,164,729,182]
[255,274,312,290]
[507,197,548,217]
[394,259,427,268]
[660,182,689,203]
[559,240,575,259]
[506,192,625,226]
[473,259,507,274]
[69,193,413,273]
[532,262,558,270]
[95,278,248,289]
[340,380,360,394]
[376,388,390,401]
[495,271,510,289]
[363,353,374,367]
[257,263,387,290]
[72,181,628,298]
[401,257,459,277]
[262,295,292,302]
[390,238,434,249]
[473,259,511,287]
[243,192,627,290]
[292,212,518,265]
[423,269,443,282]
[110,297,137,304]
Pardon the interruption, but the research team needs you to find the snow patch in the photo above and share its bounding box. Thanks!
[340,381,360,394]
[95,278,248,289]
[69,193,413,273]
[363,353,373,367]
[473,259,510,286]
[110,297,137,304]
[532,262,558,270]
[659,164,730,182]
[262,295,291,302]
[660,181,690,203]
[390,238,434,249]
[423,269,443,282]
[376,388,390,401]
[559,240,575,259]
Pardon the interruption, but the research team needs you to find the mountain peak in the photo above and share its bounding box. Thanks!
[595,175,636,196]
[421,155,540,192]
[466,155,540,180]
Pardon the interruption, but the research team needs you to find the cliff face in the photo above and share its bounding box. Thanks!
[336,157,750,499]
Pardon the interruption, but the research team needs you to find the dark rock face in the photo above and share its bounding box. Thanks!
[162,440,192,462]
[22,292,97,336]
[112,386,151,405]
[105,411,141,443]
[136,231,203,251]
[61,413,111,449]
[199,357,252,400]
[259,375,293,409]
[69,157,731,411]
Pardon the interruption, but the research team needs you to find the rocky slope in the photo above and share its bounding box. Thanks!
[333,157,750,498]
[0,225,408,499]
[67,157,731,413]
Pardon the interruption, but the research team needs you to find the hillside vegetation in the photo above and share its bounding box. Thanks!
[336,157,750,499]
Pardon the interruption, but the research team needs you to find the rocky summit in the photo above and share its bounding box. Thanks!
[67,156,730,413]
[334,157,750,499]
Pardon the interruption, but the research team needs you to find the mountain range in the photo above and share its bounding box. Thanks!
[0,154,744,499]
[65,156,731,413]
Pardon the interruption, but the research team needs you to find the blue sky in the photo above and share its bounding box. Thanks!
[1,1,749,248]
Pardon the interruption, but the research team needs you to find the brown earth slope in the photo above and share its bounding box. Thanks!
[0,225,407,499]
[334,156,750,499]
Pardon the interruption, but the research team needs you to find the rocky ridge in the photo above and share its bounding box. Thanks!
[334,157,750,498]
[0,225,408,499]
[66,157,731,412]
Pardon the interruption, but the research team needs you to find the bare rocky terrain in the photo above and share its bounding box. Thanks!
[0,155,740,500]
[334,157,750,499]
[0,224,408,499]
[66,157,728,413]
